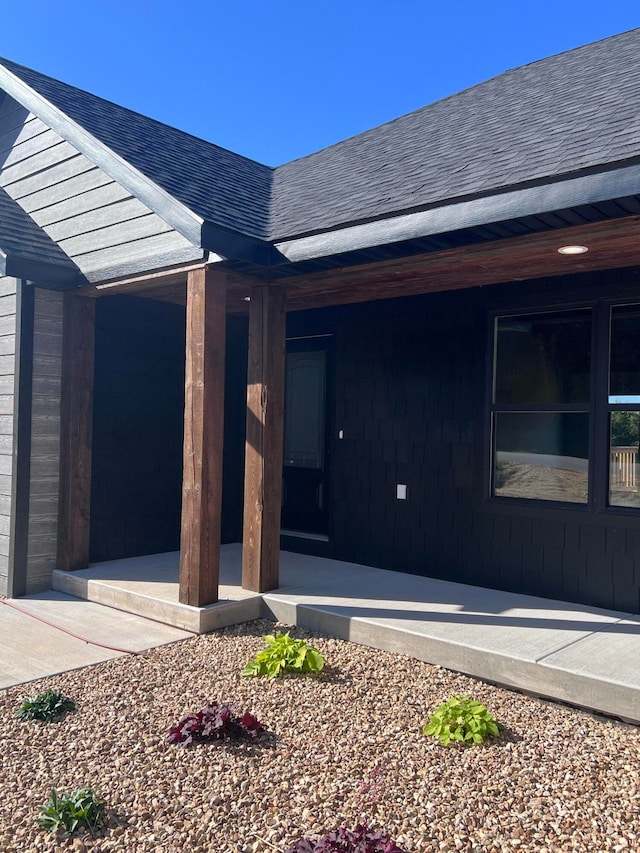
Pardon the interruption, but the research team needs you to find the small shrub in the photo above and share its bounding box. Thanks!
[16,689,76,723]
[422,694,500,746]
[36,788,105,837]
[356,767,389,814]
[285,823,406,853]
[167,701,264,745]
[243,631,324,678]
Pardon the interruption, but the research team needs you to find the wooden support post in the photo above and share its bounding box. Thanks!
[179,268,226,606]
[242,285,286,592]
[57,293,95,571]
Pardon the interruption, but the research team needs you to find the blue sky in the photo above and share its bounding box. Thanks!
[2,2,639,165]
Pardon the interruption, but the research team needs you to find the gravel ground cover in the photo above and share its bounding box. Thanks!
[1,618,638,852]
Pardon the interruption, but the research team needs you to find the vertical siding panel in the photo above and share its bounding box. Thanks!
[301,272,640,613]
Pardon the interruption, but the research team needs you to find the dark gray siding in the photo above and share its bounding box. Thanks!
[25,288,62,593]
[282,269,640,615]
[0,276,17,596]
[88,300,247,562]
[89,296,185,561]
[0,96,203,283]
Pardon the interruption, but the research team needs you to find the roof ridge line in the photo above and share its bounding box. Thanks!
[0,56,273,174]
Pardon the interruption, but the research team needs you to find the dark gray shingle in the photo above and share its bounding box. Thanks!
[2,28,639,252]
[271,28,640,240]
[0,58,273,240]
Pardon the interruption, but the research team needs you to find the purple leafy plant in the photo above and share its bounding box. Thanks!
[167,701,264,746]
[356,767,389,815]
[284,823,407,853]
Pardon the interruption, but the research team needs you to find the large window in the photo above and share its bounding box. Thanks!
[491,304,640,510]
[609,307,640,508]
[492,311,591,504]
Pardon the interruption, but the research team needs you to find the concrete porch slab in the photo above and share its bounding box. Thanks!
[52,546,263,633]
[45,544,640,723]
[263,557,640,723]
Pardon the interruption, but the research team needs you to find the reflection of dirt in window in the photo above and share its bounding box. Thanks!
[495,462,588,503]
[609,488,640,508]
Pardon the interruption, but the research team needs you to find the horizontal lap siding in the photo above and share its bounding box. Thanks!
[0,277,17,596]
[0,97,201,283]
[25,288,63,593]
[0,94,204,589]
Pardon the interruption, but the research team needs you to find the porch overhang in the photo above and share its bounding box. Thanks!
[77,214,640,314]
[280,214,640,311]
[96,215,640,314]
[53,210,640,609]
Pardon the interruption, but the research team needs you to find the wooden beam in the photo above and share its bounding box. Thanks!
[57,293,95,571]
[179,267,226,606]
[242,285,286,592]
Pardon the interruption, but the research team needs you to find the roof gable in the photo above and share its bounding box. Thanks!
[0,58,273,256]
[0,183,81,285]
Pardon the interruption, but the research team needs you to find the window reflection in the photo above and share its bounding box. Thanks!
[609,411,640,507]
[610,308,640,403]
[495,312,591,405]
[494,412,589,503]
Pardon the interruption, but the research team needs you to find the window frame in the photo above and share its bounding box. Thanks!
[487,297,640,517]
[488,305,595,509]
[606,305,640,512]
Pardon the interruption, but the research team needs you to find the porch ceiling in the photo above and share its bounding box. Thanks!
[282,214,640,310]
[81,214,640,312]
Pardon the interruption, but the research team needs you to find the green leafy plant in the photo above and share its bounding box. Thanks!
[422,695,500,746]
[36,788,105,837]
[16,689,76,723]
[242,631,324,678]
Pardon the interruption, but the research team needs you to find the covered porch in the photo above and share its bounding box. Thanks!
[57,265,288,606]
[53,215,640,611]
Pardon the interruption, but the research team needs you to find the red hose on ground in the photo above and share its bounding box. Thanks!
[0,597,144,655]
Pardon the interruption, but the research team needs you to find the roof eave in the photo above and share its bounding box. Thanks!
[200,221,283,267]
[0,249,83,288]
[273,162,640,263]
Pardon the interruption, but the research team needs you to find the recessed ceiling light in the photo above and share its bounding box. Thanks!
[557,245,589,255]
[243,296,251,302]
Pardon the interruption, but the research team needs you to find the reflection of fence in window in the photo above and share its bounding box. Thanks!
[610,446,638,489]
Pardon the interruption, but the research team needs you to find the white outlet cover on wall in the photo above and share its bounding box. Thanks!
[396,484,407,500]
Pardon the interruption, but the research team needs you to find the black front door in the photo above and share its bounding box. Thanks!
[281,338,330,536]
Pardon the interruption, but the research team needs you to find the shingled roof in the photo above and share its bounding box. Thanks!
[0,57,273,241]
[271,28,640,241]
[0,28,639,268]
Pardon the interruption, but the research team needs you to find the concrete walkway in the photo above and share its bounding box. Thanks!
[6,544,638,724]
[0,592,192,689]
[263,552,640,724]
